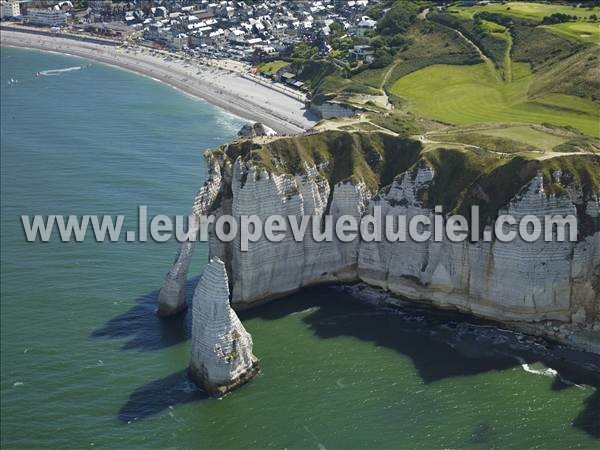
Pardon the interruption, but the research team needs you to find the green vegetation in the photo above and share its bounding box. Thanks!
[254,1,598,141]
[375,0,422,36]
[510,23,583,71]
[449,1,600,43]
[390,63,600,137]
[448,2,600,22]
[422,146,599,225]
[476,125,567,150]
[213,129,598,230]
[382,21,481,87]
[527,45,600,101]
[542,21,600,44]
[365,112,418,136]
[429,11,511,78]
[220,131,423,192]
[243,2,600,228]
[256,60,289,75]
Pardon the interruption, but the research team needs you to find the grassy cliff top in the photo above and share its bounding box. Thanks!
[212,130,423,193]
[208,127,599,222]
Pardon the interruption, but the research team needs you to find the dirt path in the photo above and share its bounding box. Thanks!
[380,59,401,91]
[503,32,513,83]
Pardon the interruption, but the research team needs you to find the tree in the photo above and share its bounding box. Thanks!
[370,48,393,68]
[292,43,318,59]
[377,1,420,36]
[541,13,576,25]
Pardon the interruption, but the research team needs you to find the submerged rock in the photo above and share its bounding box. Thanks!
[189,257,259,396]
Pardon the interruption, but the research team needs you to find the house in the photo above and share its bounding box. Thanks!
[0,0,21,19]
[151,6,168,18]
[227,28,245,42]
[351,44,375,63]
[207,28,225,45]
[57,1,72,12]
[353,15,376,37]
[27,7,67,26]
[280,71,297,85]
[172,33,188,50]
[271,23,288,40]
[189,31,204,47]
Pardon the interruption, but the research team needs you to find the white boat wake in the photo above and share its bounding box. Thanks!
[37,65,90,76]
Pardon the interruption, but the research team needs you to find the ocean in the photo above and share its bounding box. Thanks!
[1,45,598,449]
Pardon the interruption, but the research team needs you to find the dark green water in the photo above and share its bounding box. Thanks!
[1,46,598,449]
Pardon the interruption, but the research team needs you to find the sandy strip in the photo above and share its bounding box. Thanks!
[1,29,318,135]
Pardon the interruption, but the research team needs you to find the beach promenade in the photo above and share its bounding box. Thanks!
[0,28,318,135]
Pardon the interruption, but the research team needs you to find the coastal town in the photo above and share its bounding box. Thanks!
[1,1,380,65]
[1,0,400,122]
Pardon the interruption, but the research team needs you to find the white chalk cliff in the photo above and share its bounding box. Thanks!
[159,132,600,352]
[157,155,223,316]
[189,257,259,396]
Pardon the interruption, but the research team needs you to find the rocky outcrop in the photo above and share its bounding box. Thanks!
[159,131,600,351]
[157,155,223,316]
[189,257,259,396]
[237,122,277,138]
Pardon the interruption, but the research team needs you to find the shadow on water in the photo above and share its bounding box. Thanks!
[118,369,208,422]
[240,287,519,383]
[241,286,600,439]
[111,283,599,436]
[573,389,600,438]
[91,277,198,351]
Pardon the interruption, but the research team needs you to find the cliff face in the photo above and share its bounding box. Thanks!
[359,164,599,324]
[221,160,369,304]
[160,130,600,344]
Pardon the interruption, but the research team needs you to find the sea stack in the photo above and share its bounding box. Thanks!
[189,257,259,396]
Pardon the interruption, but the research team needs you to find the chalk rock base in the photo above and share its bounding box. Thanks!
[188,360,260,397]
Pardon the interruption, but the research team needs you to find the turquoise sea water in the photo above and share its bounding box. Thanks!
[1,46,598,449]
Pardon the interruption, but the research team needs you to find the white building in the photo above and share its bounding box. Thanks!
[27,7,67,26]
[1,0,21,19]
[172,33,188,50]
[353,16,376,37]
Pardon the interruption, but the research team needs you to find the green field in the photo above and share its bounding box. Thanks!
[390,63,600,137]
[449,1,600,21]
[477,125,567,149]
[542,22,600,44]
[257,60,289,75]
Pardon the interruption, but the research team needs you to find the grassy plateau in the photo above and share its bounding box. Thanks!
[390,62,599,137]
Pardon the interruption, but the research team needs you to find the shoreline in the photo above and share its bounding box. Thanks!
[0,28,317,135]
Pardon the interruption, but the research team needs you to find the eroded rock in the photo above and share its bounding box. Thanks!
[188,257,259,396]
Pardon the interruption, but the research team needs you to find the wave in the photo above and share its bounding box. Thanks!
[516,356,558,378]
[515,355,586,389]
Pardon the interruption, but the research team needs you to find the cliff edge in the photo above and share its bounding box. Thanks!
[161,127,600,352]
